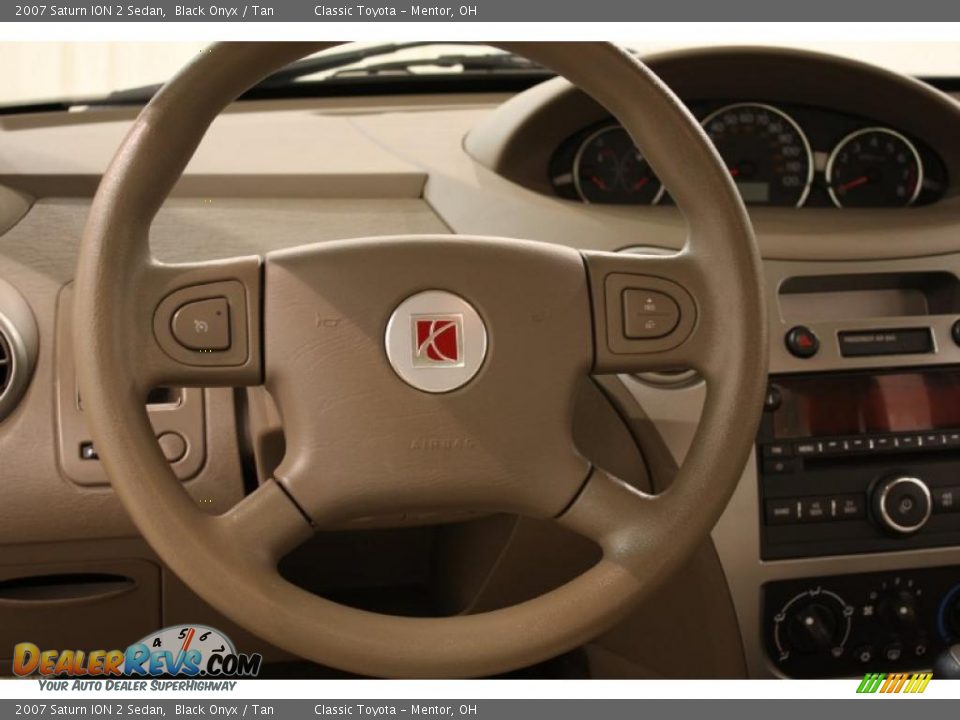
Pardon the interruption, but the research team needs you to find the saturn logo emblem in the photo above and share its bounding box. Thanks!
[412,315,463,367]
[385,291,487,393]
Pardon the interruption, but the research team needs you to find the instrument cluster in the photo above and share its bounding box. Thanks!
[550,100,948,208]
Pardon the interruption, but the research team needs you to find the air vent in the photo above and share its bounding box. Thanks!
[0,330,9,397]
[0,279,39,423]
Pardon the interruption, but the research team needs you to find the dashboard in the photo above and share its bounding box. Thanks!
[550,101,948,208]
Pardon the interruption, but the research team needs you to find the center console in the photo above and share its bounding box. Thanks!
[720,262,960,679]
[618,259,960,679]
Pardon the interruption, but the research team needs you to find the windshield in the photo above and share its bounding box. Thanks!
[0,41,958,106]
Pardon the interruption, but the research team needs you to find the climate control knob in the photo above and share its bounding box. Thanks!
[786,601,844,654]
[772,588,853,661]
[879,590,920,630]
[872,476,932,534]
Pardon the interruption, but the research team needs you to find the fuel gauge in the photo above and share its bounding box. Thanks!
[573,126,662,204]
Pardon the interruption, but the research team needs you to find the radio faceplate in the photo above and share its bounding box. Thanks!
[758,367,960,560]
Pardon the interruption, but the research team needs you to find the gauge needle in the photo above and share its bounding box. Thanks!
[838,176,869,192]
[632,178,650,190]
[590,176,608,190]
[174,627,195,672]
[728,167,740,178]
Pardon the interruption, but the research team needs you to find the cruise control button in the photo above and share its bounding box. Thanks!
[171,297,231,352]
[622,289,680,339]
[785,325,820,359]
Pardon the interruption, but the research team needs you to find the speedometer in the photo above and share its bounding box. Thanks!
[701,103,813,207]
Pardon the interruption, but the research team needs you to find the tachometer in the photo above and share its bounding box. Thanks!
[826,127,923,208]
[701,103,813,207]
[573,126,663,204]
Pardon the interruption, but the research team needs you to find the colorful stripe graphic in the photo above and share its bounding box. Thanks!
[857,672,932,694]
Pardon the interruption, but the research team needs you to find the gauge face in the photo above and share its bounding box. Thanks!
[702,103,813,207]
[826,128,923,208]
[573,126,662,204]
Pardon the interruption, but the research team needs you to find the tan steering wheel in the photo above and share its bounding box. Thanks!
[73,42,767,678]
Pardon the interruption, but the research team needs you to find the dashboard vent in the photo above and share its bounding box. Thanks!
[0,280,39,423]
[0,329,10,399]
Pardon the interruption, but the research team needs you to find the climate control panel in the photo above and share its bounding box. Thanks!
[764,565,960,678]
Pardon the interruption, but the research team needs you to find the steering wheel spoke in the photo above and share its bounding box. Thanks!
[216,479,314,566]
[137,256,264,389]
[557,467,660,570]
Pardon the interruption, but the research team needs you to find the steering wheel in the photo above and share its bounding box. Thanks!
[73,42,767,678]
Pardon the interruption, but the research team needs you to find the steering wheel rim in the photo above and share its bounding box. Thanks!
[73,42,767,678]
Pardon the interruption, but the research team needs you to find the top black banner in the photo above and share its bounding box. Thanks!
[5,0,960,21]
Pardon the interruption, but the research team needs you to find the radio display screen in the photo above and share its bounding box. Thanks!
[771,369,960,439]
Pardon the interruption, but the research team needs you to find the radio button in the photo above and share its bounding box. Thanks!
[873,476,932,534]
[766,499,800,525]
[800,497,831,522]
[763,443,792,458]
[848,437,870,453]
[764,385,782,412]
[835,495,866,520]
[896,435,920,450]
[873,436,895,451]
[944,431,960,447]
[922,433,944,447]
[933,486,960,513]
[795,441,821,456]
[763,458,797,475]
[823,439,845,454]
